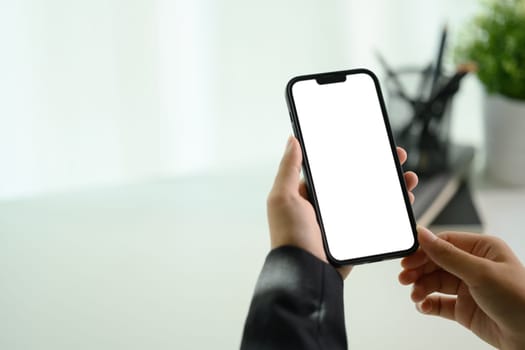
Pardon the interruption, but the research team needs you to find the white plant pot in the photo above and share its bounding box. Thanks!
[484,93,525,185]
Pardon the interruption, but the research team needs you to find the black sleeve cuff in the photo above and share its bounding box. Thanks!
[240,246,347,350]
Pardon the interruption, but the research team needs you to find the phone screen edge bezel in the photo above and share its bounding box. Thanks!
[285,68,419,266]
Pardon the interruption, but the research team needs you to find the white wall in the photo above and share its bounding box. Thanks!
[0,0,482,199]
[0,0,162,198]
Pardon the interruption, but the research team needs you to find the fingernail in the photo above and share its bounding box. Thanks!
[416,302,426,313]
[285,136,294,154]
[416,302,423,313]
[416,300,431,314]
[417,226,438,242]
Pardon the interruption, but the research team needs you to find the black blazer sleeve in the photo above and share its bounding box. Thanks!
[240,246,347,350]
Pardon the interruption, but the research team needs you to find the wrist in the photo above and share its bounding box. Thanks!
[270,239,328,264]
[270,245,342,280]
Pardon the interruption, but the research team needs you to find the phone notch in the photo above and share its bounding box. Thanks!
[315,73,347,85]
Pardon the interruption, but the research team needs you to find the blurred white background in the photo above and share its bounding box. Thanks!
[0,0,482,199]
[2,1,503,350]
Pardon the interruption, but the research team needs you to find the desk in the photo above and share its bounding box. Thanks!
[474,180,525,258]
[1,169,521,349]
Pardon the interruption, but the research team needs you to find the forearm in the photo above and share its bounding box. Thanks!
[240,246,347,350]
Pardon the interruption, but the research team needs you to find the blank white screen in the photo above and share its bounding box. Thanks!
[291,72,415,261]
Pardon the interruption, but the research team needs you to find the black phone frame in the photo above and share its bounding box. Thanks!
[285,68,419,266]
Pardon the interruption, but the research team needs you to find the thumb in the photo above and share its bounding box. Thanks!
[272,136,302,191]
[417,226,487,284]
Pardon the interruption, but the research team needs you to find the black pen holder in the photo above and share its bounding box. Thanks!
[384,68,455,176]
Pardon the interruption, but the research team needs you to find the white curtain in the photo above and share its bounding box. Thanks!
[0,0,480,199]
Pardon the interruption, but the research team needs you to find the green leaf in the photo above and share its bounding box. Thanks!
[455,0,525,100]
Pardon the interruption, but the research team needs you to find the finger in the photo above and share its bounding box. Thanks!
[400,248,443,285]
[298,180,309,199]
[337,266,353,280]
[418,227,489,285]
[408,191,415,204]
[404,171,418,191]
[410,228,491,269]
[399,248,429,285]
[436,230,494,254]
[411,270,462,302]
[399,268,420,285]
[272,136,302,192]
[399,261,440,285]
[437,231,514,263]
[401,247,428,269]
[416,295,457,321]
[397,147,407,165]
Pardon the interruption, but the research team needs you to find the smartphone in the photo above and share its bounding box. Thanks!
[285,68,418,266]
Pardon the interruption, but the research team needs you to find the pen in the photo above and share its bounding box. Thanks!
[418,63,477,126]
[417,63,433,104]
[375,51,411,102]
[430,24,448,96]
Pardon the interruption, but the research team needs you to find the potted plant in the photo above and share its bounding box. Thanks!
[456,0,525,185]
